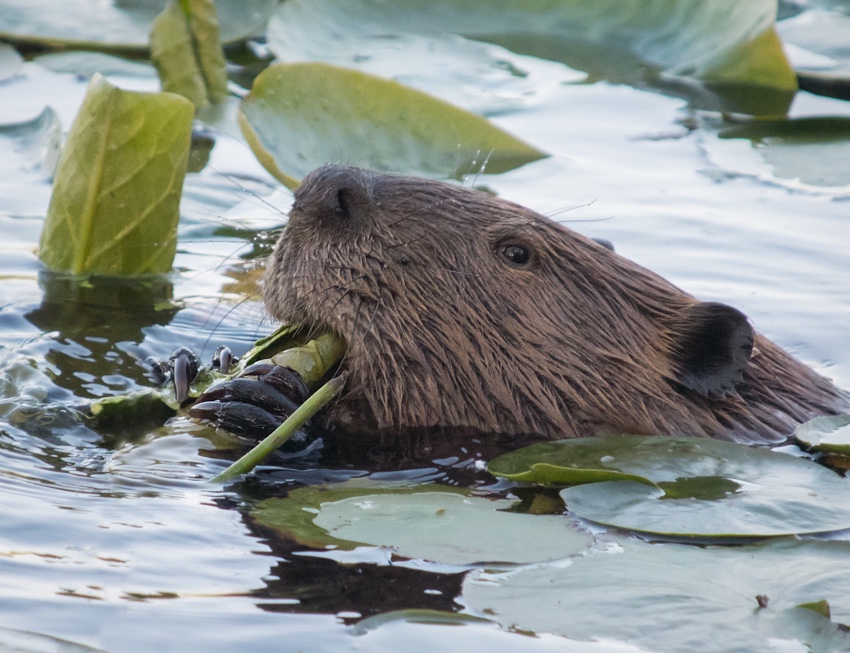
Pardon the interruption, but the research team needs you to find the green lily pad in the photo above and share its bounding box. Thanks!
[560,441,850,538]
[488,438,664,486]
[252,481,592,564]
[39,74,193,276]
[491,436,850,537]
[795,414,850,455]
[150,0,228,108]
[268,0,796,115]
[463,538,850,653]
[238,62,547,188]
[0,0,277,51]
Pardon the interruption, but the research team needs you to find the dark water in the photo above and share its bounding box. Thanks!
[1,10,850,653]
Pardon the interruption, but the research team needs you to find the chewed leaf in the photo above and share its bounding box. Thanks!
[39,74,193,276]
[239,62,547,188]
[252,481,592,565]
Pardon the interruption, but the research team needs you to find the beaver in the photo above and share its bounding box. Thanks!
[199,165,850,446]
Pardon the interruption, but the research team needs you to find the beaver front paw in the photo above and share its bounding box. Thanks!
[188,363,310,439]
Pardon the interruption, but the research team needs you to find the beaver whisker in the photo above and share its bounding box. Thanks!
[459,148,494,188]
[385,197,467,229]
[543,198,599,220]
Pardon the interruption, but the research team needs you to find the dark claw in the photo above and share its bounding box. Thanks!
[196,377,300,419]
[189,400,284,439]
[212,345,237,374]
[256,366,310,403]
[170,347,200,404]
[188,364,313,439]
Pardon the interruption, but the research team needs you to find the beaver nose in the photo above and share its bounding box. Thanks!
[291,165,374,227]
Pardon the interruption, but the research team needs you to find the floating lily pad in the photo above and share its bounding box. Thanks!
[491,436,850,537]
[0,0,277,51]
[268,0,796,115]
[563,442,850,537]
[488,438,662,486]
[238,62,547,188]
[252,481,592,564]
[795,414,850,455]
[463,538,850,653]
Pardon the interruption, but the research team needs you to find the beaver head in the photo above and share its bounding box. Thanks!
[264,165,848,445]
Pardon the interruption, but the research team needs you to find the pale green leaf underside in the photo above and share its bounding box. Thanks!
[239,62,547,187]
[39,74,193,276]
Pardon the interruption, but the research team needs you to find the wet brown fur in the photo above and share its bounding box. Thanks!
[264,165,849,445]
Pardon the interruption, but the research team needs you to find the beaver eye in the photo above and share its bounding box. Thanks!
[498,244,531,267]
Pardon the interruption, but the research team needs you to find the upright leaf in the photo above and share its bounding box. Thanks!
[39,74,193,276]
[150,0,228,108]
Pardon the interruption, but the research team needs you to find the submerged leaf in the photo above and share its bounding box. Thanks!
[39,74,193,276]
[239,62,547,187]
[150,0,228,108]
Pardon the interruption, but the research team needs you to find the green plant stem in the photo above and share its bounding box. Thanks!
[211,374,346,483]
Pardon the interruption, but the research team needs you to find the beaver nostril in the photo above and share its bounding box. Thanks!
[336,188,354,220]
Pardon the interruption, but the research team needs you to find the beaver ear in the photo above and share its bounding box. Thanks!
[670,302,754,397]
